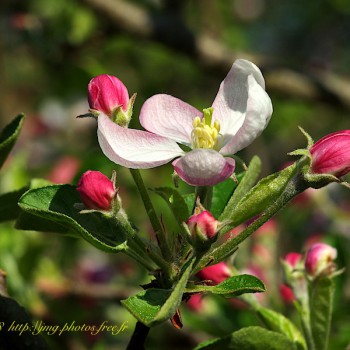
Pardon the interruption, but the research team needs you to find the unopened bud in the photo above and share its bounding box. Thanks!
[88,74,134,126]
[305,243,337,278]
[77,170,116,211]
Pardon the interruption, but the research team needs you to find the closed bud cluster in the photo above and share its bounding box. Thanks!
[77,170,116,211]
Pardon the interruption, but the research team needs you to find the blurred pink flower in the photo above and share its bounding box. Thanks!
[47,156,80,184]
[279,283,295,304]
[77,170,116,211]
[97,59,272,186]
[197,262,231,285]
[310,130,350,177]
[186,293,204,312]
[283,252,303,270]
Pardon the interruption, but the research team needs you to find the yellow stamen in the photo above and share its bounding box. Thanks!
[191,107,221,150]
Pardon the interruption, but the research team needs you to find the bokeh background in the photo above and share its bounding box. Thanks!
[1,0,350,349]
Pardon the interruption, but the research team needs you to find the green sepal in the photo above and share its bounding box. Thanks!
[185,274,265,298]
[309,277,335,350]
[121,259,194,327]
[0,114,25,169]
[220,156,261,222]
[256,307,306,350]
[194,326,298,350]
[298,126,314,149]
[17,185,127,252]
[226,161,298,227]
[302,172,340,189]
[288,149,311,158]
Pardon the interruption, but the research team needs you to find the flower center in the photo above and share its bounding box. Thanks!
[191,107,221,150]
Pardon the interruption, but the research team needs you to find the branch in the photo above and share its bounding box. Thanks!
[80,0,350,109]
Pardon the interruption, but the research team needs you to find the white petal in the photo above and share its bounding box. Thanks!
[139,94,200,145]
[97,114,184,168]
[219,74,272,155]
[211,59,271,151]
[172,149,235,186]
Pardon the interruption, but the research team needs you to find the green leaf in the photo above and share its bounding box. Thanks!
[151,187,190,224]
[310,277,334,350]
[0,187,28,222]
[256,307,306,350]
[211,175,242,219]
[17,185,127,252]
[0,114,25,169]
[194,326,298,350]
[227,162,298,227]
[220,156,261,222]
[0,178,53,223]
[122,259,194,327]
[185,274,265,297]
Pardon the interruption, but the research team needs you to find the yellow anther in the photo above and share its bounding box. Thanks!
[191,108,221,150]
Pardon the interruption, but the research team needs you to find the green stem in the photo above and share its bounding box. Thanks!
[126,321,150,350]
[130,169,172,259]
[195,175,309,273]
[299,296,315,350]
[124,247,156,271]
[115,210,172,277]
[193,186,213,212]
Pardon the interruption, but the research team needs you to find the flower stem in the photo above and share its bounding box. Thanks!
[126,321,150,350]
[129,169,172,259]
[193,186,213,212]
[115,210,173,277]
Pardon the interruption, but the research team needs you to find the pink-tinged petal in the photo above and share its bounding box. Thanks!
[211,59,272,154]
[139,94,200,145]
[219,74,272,155]
[98,114,184,168]
[172,149,235,186]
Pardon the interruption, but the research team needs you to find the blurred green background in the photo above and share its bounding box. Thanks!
[1,0,350,349]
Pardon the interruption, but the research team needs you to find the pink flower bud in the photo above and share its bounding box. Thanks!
[279,284,295,304]
[196,262,231,285]
[187,210,218,240]
[77,171,116,210]
[305,243,337,277]
[88,74,129,116]
[186,294,203,312]
[284,252,302,269]
[310,130,350,177]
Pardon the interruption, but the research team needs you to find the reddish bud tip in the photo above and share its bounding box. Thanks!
[88,74,129,116]
[77,170,116,210]
[284,252,303,269]
[310,130,350,177]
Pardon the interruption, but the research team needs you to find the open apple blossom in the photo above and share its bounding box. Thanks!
[97,59,273,186]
